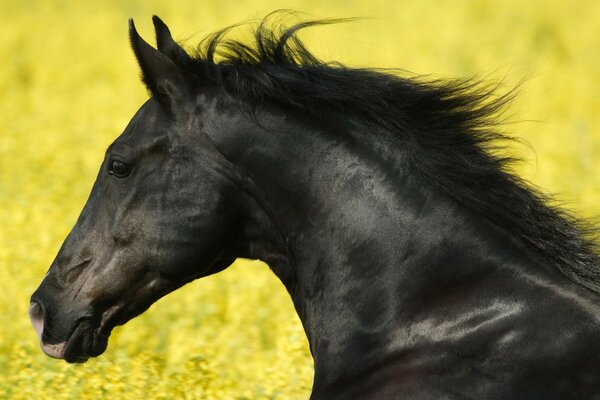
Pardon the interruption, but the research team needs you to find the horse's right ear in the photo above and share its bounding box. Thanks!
[152,16,191,64]
[129,19,190,116]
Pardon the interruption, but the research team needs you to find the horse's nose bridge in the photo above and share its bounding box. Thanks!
[51,235,80,271]
[52,231,99,281]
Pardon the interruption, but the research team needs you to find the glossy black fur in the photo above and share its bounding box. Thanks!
[31,14,600,399]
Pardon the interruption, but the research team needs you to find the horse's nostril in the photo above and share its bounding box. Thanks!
[29,301,45,340]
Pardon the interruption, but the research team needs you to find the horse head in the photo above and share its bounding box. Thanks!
[29,18,243,362]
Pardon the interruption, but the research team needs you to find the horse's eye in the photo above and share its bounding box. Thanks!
[109,160,129,177]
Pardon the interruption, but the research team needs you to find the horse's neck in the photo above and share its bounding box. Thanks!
[204,104,600,396]
[277,179,530,389]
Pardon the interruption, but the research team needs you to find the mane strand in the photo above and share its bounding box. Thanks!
[173,13,600,292]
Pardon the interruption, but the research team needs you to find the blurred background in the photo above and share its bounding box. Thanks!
[1,0,599,398]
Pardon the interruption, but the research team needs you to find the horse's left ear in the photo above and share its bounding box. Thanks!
[129,19,190,115]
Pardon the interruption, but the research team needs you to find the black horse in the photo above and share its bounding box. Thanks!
[30,15,600,399]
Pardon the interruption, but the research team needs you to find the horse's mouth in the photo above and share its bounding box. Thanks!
[66,321,111,363]
[36,304,122,363]
[39,319,109,363]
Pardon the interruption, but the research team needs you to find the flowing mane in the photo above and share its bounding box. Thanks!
[167,14,600,292]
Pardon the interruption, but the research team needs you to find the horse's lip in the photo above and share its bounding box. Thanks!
[39,319,82,360]
[40,341,67,359]
[62,321,91,363]
[41,314,112,363]
[63,319,111,363]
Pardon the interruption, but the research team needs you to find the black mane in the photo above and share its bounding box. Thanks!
[172,14,600,292]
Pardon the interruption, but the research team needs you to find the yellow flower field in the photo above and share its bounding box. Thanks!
[1,0,599,398]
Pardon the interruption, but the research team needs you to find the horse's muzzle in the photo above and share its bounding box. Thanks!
[29,301,66,359]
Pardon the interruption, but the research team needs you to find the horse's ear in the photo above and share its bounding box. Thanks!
[129,19,189,115]
[152,16,191,64]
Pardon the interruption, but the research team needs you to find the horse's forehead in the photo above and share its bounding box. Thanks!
[119,100,167,143]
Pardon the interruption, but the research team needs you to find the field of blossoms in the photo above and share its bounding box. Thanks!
[1,0,599,398]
